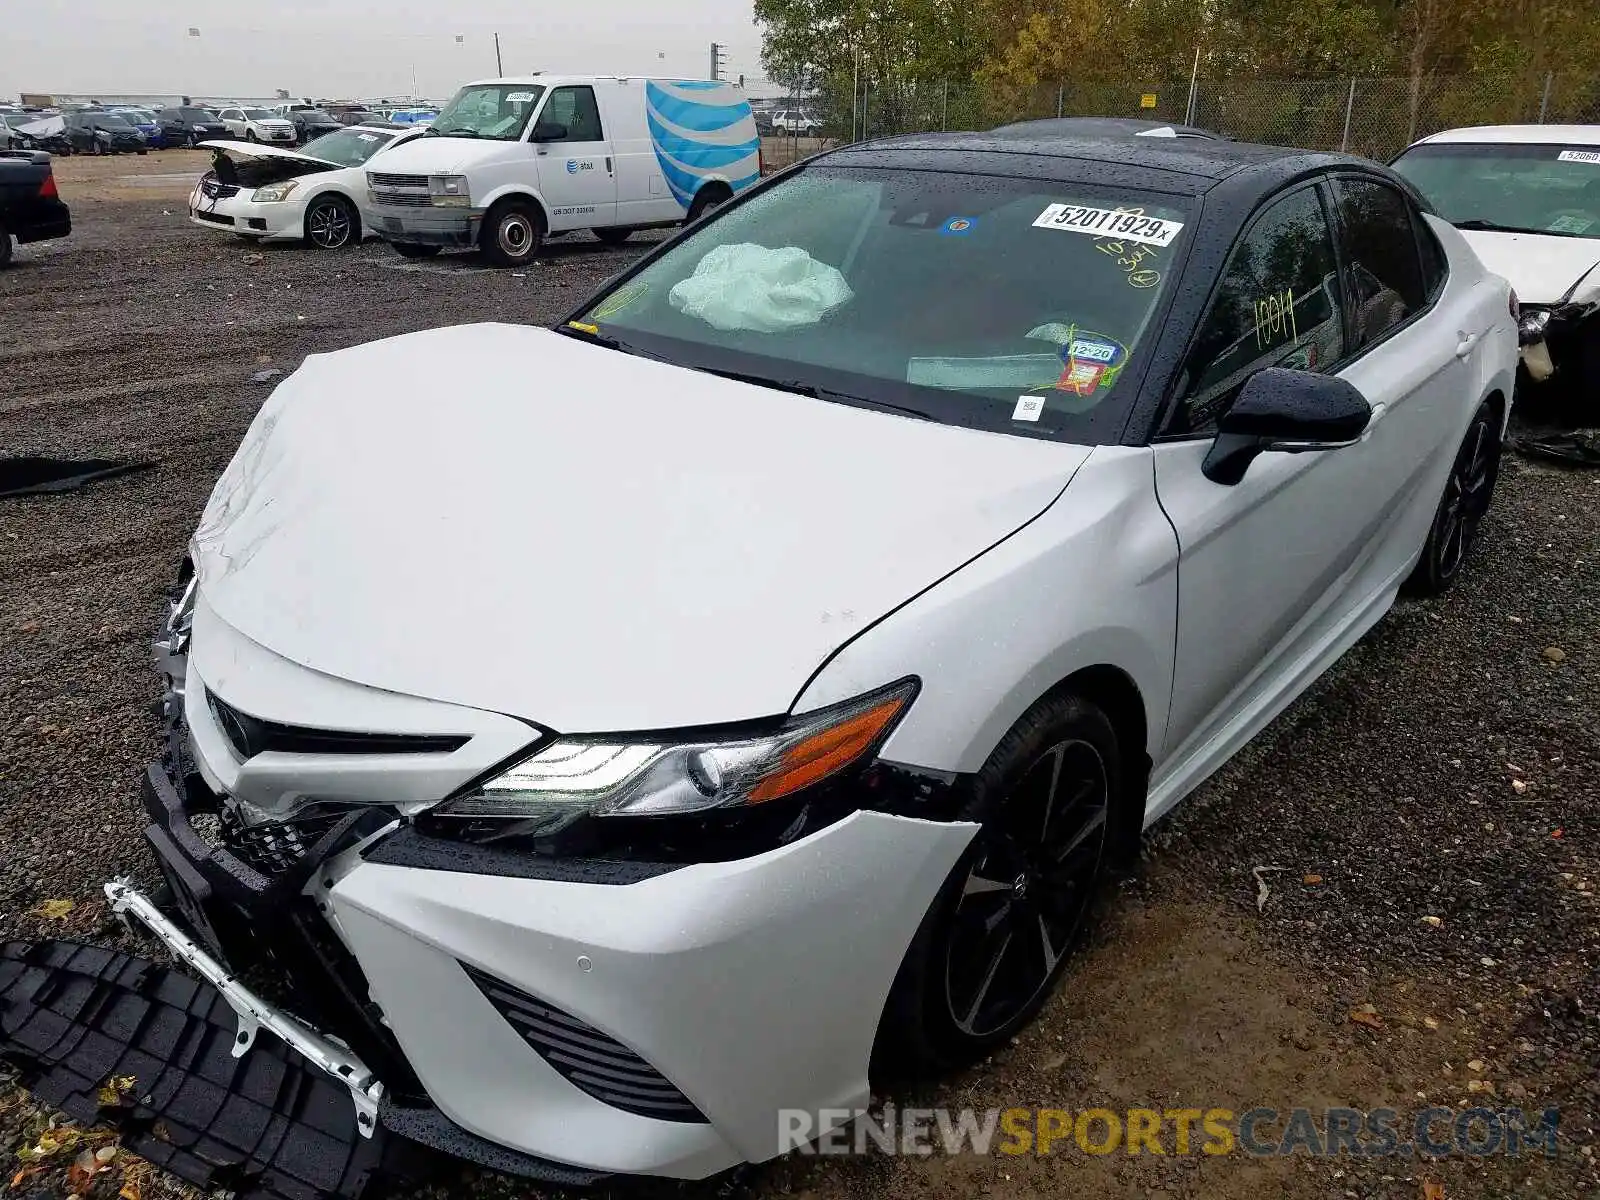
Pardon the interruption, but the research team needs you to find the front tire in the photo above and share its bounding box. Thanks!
[1404,398,1502,597]
[874,692,1122,1077]
[391,242,440,259]
[304,195,358,249]
[479,197,542,268]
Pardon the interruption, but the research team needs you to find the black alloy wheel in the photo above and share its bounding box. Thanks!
[1405,399,1501,597]
[874,692,1124,1076]
[305,196,356,249]
[942,737,1110,1040]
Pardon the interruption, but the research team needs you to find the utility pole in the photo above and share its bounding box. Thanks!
[495,33,504,77]
[710,43,728,81]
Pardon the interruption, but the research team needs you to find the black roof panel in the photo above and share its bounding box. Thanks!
[820,131,1362,198]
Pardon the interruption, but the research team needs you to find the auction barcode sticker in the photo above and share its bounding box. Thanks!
[1557,149,1600,165]
[1033,203,1185,247]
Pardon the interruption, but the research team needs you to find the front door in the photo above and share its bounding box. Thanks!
[1152,180,1398,775]
[531,85,617,231]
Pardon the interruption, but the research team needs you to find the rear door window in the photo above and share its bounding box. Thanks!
[1331,177,1428,351]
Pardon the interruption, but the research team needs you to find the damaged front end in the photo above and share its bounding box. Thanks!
[0,573,606,1200]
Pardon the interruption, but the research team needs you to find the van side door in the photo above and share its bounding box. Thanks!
[531,84,617,231]
[603,80,682,226]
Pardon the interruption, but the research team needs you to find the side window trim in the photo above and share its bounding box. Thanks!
[1326,172,1443,363]
[1156,176,1336,441]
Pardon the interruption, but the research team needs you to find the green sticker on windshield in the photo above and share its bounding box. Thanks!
[592,280,648,321]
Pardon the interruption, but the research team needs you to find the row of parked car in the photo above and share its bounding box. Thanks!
[0,101,436,157]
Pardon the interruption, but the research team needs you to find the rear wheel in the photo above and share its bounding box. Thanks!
[685,184,731,224]
[874,692,1122,1077]
[391,242,440,259]
[593,226,634,246]
[246,130,258,143]
[479,197,543,268]
[1404,398,1502,597]
[304,195,358,250]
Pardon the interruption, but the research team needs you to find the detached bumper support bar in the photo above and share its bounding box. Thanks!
[104,878,385,1138]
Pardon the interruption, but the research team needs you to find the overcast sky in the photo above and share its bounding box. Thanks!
[2,1,771,101]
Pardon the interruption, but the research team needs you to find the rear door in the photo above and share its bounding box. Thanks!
[1151,179,1402,767]
[531,84,617,230]
[1323,174,1480,593]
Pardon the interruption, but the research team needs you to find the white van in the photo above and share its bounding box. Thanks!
[365,75,762,268]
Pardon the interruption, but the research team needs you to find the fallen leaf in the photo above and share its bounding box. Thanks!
[30,899,74,920]
[119,1179,141,1200]
[1252,865,1286,913]
[1349,1008,1385,1030]
[97,1075,137,1106]
[1303,874,1324,885]
[1423,1182,1445,1200]
[1421,915,1444,928]
[1467,1059,1485,1072]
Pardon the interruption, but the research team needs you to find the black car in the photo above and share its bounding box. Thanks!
[0,150,71,266]
[155,106,231,147]
[329,108,379,127]
[281,106,342,142]
[65,111,147,155]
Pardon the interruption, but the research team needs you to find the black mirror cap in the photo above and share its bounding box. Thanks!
[1221,368,1372,444]
[530,121,569,143]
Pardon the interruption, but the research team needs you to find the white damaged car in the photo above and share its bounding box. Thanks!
[1393,124,1600,402]
[189,125,424,249]
[115,131,1515,1183]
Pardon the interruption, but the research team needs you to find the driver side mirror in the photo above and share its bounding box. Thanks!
[530,121,568,143]
[1201,368,1372,486]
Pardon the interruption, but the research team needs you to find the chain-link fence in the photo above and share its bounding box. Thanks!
[769,70,1600,166]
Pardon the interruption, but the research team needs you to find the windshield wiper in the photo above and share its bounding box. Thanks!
[426,126,481,138]
[695,366,934,421]
[1453,217,1582,237]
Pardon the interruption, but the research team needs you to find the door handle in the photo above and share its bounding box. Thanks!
[1455,332,1479,359]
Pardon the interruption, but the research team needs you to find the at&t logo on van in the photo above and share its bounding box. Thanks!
[566,159,595,174]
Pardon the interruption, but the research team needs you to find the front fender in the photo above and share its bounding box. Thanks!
[794,446,1177,778]
[475,183,548,221]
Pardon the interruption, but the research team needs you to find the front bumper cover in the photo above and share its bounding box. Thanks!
[368,206,480,247]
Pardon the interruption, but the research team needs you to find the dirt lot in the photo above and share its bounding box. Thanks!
[0,151,1596,1200]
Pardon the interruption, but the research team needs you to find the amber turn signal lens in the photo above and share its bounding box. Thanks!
[746,694,908,804]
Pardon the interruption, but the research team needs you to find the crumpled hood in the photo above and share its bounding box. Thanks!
[193,324,1090,732]
[1459,229,1600,305]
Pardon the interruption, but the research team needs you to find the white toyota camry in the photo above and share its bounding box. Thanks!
[113,129,1517,1182]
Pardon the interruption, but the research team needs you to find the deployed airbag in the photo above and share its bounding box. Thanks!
[668,244,852,332]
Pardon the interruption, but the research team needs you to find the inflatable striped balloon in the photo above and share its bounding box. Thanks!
[645,80,761,211]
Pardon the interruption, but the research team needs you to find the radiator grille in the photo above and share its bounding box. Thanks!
[463,965,707,1124]
[206,692,469,760]
[368,172,428,188]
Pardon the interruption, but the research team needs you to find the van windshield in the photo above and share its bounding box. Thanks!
[428,84,545,141]
[577,165,1192,444]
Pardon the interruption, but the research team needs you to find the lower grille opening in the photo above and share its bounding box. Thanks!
[463,965,707,1124]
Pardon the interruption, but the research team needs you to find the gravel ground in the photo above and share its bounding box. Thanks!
[0,166,1595,1200]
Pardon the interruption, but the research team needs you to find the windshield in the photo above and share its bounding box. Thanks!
[300,127,396,166]
[299,109,333,121]
[243,108,274,120]
[115,109,154,123]
[577,166,1191,443]
[179,108,214,121]
[1392,143,1600,238]
[427,83,544,141]
[97,113,133,128]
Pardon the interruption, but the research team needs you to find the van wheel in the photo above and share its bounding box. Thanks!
[872,692,1122,1078]
[685,185,732,223]
[593,226,634,246]
[391,243,441,259]
[305,195,358,249]
[480,198,543,268]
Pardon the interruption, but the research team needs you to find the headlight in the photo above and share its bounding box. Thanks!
[428,174,471,207]
[427,680,917,841]
[1518,308,1552,345]
[251,181,299,203]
